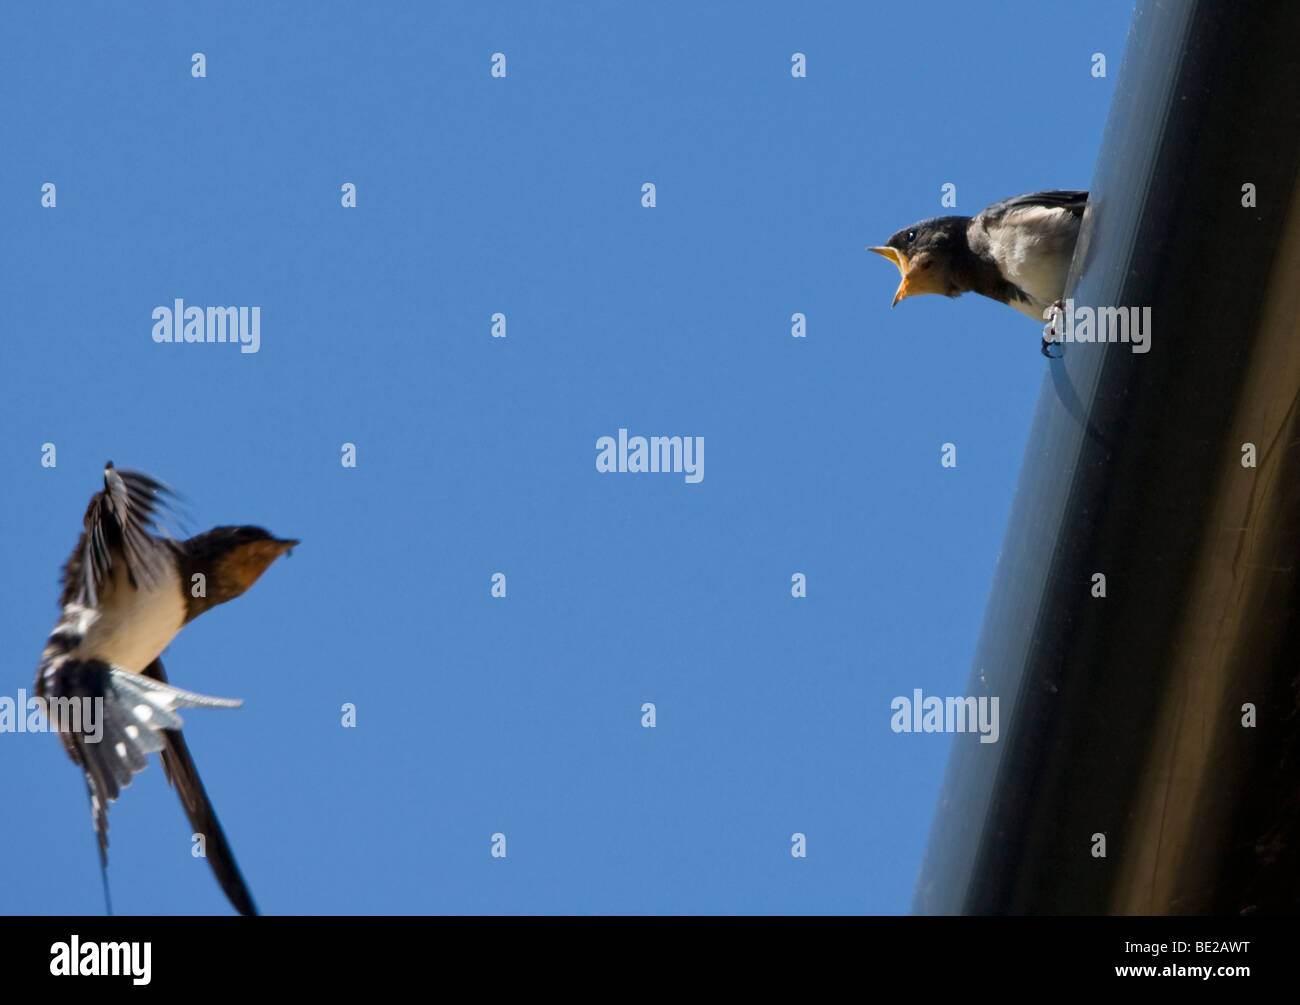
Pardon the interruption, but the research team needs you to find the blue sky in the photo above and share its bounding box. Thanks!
[2,1,1131,914]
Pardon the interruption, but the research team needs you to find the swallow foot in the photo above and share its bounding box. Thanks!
[1042,300,1066,358]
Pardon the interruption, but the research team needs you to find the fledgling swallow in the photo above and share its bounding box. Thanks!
[869,190,1087,356]
[34,463,297,916]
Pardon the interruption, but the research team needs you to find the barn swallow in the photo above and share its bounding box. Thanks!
[34,463,297,916]
[869,190,1087,356]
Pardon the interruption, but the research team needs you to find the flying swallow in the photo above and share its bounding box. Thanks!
[869,190,1087,355]
[34,463,297,916]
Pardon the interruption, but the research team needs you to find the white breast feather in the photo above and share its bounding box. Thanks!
[75,560,186,672]
[974,205,1080,313]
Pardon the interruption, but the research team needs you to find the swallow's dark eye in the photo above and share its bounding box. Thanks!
[906,229,917,242]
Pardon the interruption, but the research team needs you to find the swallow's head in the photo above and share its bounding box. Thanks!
[203,526,299,604]
[868,217,967,307]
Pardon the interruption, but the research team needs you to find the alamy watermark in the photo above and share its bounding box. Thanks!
[50,936,151,984]
[0,690,103,742]
[1044,299,1151,354]
[151,300,260,354]
[890,688,999,743]
[595,428,704,483]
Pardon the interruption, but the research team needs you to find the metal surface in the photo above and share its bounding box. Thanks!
[913,0,1300,914]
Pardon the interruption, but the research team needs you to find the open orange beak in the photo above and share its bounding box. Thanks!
[868,246,912,307]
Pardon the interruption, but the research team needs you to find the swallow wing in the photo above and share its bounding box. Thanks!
[35,658,245,897]
[62,465,177,608]
[977,190,1088,223]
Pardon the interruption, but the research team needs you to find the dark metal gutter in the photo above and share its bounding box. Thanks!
[913,0,1300,915]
